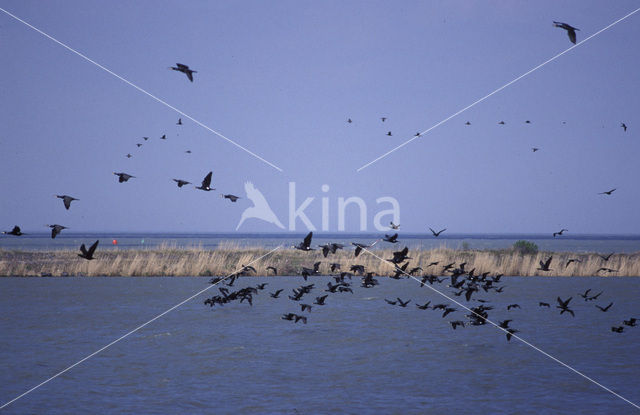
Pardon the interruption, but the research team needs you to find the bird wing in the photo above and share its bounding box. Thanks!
[303,231,313,248]
[63,197,72,210]
[187,71,194,82]
[87,240,99,256]
[201,171,212,188]
[79,244,88,256]
[568,30,576,44]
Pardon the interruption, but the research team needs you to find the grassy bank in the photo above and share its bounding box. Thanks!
[1,243,639,277]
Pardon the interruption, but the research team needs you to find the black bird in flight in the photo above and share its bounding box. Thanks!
[314,295,328,305]
[623,318,637,327]
[498,121,505,125]
[113,172,135,183]
[3,226,23,236]
[266,266,277,275]
[47,224,67,239]
[565,258,581,268]
[78,240,99,260]
[383,233,398,243]
[599,188,616,195]
[347,118,352,123]
[170,63,197,82]
[270,289,283,298]
[599,253,614,261]
[221,194,240,202]
[196,171,214,191]
[386,131,392,136]
[381,117,387,122]
[450,320,465,330]
[465,121,471,125]
[553,229,568,238]
[553,21,579,44]
[126,153,132,158]
[621,123,627,132]
[397,298,411,307]
[507,304,521,311]
[352,240,378,257]
[177,118,182,125]
[173,179,191,188]
[160,134,167,140]
[429,227,446,237]
[384,298,397,306]
[537,256,552,272]
[532,147,539,152]
[595,302,613,312]
[611,326,624,333]
[556,296,575,317]
[539,302,550,308]
[294,232,313,251]
[578,288,592,300]
[389,221,400,230]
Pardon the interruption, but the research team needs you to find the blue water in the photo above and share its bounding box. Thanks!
[2,232,640,253]
[1,276,639,414]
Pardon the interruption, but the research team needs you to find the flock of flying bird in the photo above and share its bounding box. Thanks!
[2,22,637,343]
[201,231,637,338]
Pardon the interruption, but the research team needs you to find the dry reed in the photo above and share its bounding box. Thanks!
[1,246,639,277]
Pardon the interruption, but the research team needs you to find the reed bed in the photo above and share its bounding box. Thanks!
[1,244,639,277]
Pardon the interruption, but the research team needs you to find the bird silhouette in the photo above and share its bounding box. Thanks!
[78,240,99,260]
[173,179,191,188]
[599,188,616,195]
[383,233,398,243]
[553,229,568,237]
[113,172,134,183]
[294,232,314,251]
[389,221,400,230]
[236,182,284,230]
[498,121,505,125]
[381,117,387,122]
[196,171,215,191]
[620,122,627,132]
[170,63,197,82]
[3,226,23,236]
[595,302,613,312]
[537,256,552,272]
[599,253,614,261]
[47,224,67,239]
[270,289,283,298]
[221,194,240,202]
[623,318,637,327]
[429,227,446,237]
[177,118,182,125]
[556,296,574,316]
[465,121,471,125]
[532,148,539,152]
[347,118,352,123]
[386,131,392,136]
[266,266,277,275]
[611,326,624,333]
[553,21,579,44]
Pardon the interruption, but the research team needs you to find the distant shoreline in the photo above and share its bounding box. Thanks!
[1,245,639,277]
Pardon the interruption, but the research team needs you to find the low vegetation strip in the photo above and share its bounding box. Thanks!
[1,243,639,277]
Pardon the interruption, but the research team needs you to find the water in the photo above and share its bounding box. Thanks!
[2,232,640,253]
[1,276,638,414]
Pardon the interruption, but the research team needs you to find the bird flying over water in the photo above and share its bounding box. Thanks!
[113,172,134,183]
[2,226,22,236]
[553,21,579,44]
[429,227,446,237]
[595,302,613,312]
[196,171,214,191]
[553,229,568,238]
[383,233,398,243]
[78,240,99,260]
[538,257,552,272]
[56,195,78,210]
[47,224,67,239]
[170,63,197,82]
[294,232,313,251]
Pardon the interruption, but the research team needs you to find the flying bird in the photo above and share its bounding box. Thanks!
[389,221,400,230]
[47,224,67,239]
[2,226,22,236]
[170,63,197,82]
[270,289,283,298]
[266,266,277,275]
[599,188,616,195]
[55,195,78,210]
[352,241,378,257]
[347,118,352,123]
[553,21,579,44]
[173,179,191,188]
[221,194,240,202]
[621,123,627,132]
[498,121,505,125]
[113,172,134,183]
[532,148,539,152]
[383,233,398,243]
[429,227,446,237]
[595,302,613,312]
[553,229,568,238]
[78,240,99,260]
[537,256,552,272]
[196,171,214,191]
[386,131,392,136]
[294,232,314,251]
[381,117,387,122]
[177,118,182,125]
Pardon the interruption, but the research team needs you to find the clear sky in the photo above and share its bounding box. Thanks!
[1,1,639,234]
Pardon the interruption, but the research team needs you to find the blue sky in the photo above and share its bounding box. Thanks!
[1,1,639,234]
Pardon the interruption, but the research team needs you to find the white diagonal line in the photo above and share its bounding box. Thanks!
[0,245,282,410]
[0,7,284,173]
[359,247,640,410]
[356,7,640,172]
